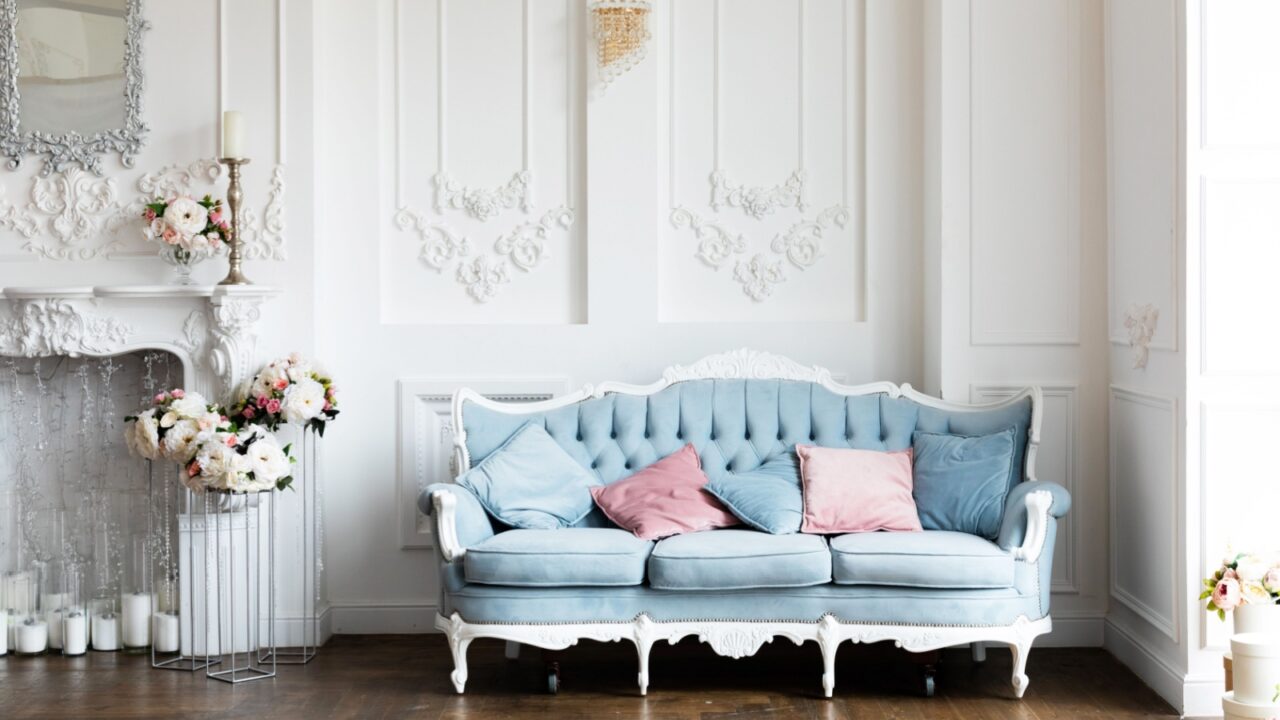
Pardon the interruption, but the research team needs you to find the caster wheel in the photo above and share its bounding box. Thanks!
[922,672,936,698]
[546,662,561,694]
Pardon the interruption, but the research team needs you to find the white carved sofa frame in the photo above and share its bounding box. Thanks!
[428,350,1056,699]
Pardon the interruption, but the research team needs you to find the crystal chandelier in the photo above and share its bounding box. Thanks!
[591,0,651,89]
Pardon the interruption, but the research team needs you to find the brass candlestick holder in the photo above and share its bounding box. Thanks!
[218,157,252,286]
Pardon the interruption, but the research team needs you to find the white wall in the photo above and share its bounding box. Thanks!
[316,0,925,632]
[925,0,1112,647]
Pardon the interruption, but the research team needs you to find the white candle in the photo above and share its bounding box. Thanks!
[62,612,87,656]
[121,592,153,648]
[16,618,47,654]
[152,612,179,653]
[46,608,63,649]
[91,614,119,651]
[40,592,68,613]
[222,110,245,158]
[0,609,7,655]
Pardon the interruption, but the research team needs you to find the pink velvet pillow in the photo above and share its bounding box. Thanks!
[796,445,922,534]
[590,444,739,540]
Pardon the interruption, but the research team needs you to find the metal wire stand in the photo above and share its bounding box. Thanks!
[204,489,276,684]
[149,463,218,672]
[259,430,319,664]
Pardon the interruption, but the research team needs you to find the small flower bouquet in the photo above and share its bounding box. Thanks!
[231,354,339,435]
[125,389,230,464]
[184,425,295,493]
[1202,552,1280,620]
[142,194,230,283]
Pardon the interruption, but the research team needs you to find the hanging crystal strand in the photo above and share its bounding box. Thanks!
[72,362,95,569]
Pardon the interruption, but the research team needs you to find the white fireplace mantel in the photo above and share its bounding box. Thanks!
[0,285,280,400]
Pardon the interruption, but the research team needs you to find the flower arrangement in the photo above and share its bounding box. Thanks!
[1202,552,1280,620]
[124,389,229,464]
[231,353,339,435]
[183,425,295,494]
[142,194,229,263]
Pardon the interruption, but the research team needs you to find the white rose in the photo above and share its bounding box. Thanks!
[247,433,289,484]
[131,410,160,460]
[1238,555,1269,583]
[163,197,209,237]
[169,393,208,420]
[281,378,325,425]
[1243,581,1272,605]
[195,437,240,490]
[162,419,203,462]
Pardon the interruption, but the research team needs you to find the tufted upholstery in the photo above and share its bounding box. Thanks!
[461,379,1033,495]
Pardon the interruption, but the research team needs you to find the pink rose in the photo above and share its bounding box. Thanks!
[265,399,282,414]
[154,393,166,404]
[171,389,185,399]
[224,435,238,447]
[218,219,230,231]
[1214,578,1244,611]
[242,406,256,419]
[143,208,156,221]
[273,378,289,391]
[209,209,223,224]
[323,400,333,412]
[162,226,179,244]
[187,462,201,478]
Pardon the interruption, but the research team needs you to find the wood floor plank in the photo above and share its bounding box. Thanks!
[0,635,1180,719]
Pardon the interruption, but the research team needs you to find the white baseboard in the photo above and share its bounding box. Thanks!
[1103,617,1187,715]
[330,602,439,634]
[1039,614,1104,647]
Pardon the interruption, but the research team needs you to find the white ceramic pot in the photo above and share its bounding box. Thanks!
[1236,603,1280,636]
[1231,633,1280,706]
[1223,691,1280,720]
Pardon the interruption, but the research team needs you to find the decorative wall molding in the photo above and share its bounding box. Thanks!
[494,206,573,271]
[393,209,472,271]
[0,298,132,357]
[670,203,847,303]
[433,170,532,222]
[1123,303,1159,370]
[670,206,744,268]
[456,255,510,303]
[710,169,808,219]
[207,294,268,399]
[733,254,786,301]
[239,164,288,261]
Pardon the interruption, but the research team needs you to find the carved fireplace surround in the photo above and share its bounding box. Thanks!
[0,285,279,397]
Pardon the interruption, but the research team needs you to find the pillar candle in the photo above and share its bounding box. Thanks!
[46,608,63,649]
[0,609,7,655]
[222,110,245,158]
[62,612,87,656]
[121,592,153,648]
[91,614,119,651]
[152,612,179,653]
[16,618,47,654]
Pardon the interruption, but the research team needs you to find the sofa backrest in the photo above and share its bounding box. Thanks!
[453,351,1041,499]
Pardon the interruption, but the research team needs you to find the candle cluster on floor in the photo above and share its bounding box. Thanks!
[0,352,178,658]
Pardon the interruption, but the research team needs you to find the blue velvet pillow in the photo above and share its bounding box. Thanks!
[911,428,1017,540]
[456,422,601,529]
[704,453,803,534]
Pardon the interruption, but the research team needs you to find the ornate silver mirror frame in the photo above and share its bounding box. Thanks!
[0,0,149,176]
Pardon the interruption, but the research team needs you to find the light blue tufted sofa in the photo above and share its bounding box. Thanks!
[420,351,1071,698]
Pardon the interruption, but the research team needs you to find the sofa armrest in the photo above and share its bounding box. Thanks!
[997,480,1072,562]
[419,482,496,563]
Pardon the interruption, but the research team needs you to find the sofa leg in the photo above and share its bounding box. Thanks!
[634,614,655,696]
[445,635,472,693]
[817,614,840,698]
[970,641,986,663]
[1009,640,1031,698]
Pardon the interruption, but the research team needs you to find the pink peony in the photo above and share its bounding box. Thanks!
[171,389,185,399]
[1214,578,1244,611]
[265,398,282,414]
[242,406,256,419]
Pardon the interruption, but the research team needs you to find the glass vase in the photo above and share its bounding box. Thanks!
[161,246,199,286]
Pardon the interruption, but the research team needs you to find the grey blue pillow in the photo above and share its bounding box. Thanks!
[456,422,600,529]
[704,453,803,534]
[911,427,1017,539]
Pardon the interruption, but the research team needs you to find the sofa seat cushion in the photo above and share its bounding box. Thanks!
[465,529,653,587]
[648,530,831,590]
[830,531,1014,589]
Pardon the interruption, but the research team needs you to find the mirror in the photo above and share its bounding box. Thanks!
[0,0,147,175]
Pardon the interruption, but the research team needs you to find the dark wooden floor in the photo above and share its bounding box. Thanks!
[0,635,1179,719]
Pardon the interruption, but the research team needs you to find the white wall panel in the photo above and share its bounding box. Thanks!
[659,0,864,322]
[382,0,583,325]
[1201,0,1280,149]
[1105,0,1177,351]
[1109,386,1178,641]
[969,0,1080,345]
